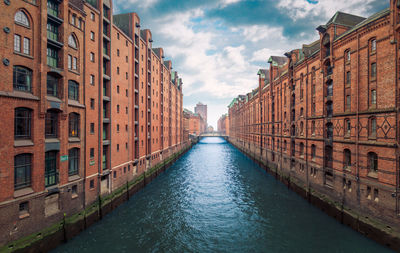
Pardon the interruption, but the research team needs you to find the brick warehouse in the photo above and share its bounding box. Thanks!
[0,0,187,246]
[228,0,400,243]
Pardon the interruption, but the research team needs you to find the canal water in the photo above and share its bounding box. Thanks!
[54,137,392,253]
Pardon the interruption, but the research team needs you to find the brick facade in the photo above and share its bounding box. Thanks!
[0,0,186,246]
[228,1,400,233]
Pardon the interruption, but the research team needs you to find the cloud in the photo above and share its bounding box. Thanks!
[113,0,388,127]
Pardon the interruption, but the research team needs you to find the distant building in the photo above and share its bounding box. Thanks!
[207,126,214,133]
[183,109,206,136]
[194,102,207,132]
[217,114,229,135]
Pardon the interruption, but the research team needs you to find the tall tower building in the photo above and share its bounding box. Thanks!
[194,102,207,131]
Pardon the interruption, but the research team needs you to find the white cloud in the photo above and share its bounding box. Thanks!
[242,25,284,43]
[126,0,158,9]
[278,0,378,21]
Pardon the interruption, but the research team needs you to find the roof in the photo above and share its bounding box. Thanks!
[268,56,287,67]
[257,69,269,82]
[302,40,320,58]
[335,8,390,42]
[326,11,366,27]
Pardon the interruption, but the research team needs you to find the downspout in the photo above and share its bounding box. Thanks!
[82,18,87,213]
[356,32,360,206]
[306,59,310,196]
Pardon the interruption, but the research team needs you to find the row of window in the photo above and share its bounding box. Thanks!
[15,148,79,190]
[14,66,81,101]
[15,108,80,139]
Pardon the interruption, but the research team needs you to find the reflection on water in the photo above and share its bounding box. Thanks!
[54,137,392,253]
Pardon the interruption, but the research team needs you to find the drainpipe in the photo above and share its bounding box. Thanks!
[393,7,400,215]
[356,32,360,206]
[82,19,87,215]
[306,59,310,196]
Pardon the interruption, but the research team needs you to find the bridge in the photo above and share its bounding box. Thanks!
[198,132,228,139]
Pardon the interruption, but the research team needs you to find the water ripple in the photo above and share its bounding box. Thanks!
[54,137,393,253]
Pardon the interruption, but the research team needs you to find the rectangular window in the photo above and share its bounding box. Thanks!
[90,74,94,85]
[90,123,95,134]
[90,148,95,158]
[90,98,95,109]
[346,71,351,85]
[346,95,351,110]
[90,31,95,41]
[45,111,58,138]
[371,90,377,105]
[14,154,32,190]
[72,57,77,70]
[68,148,79,176]
[47,22,59,41]
[47,74,59,97]
[23,38,30,55]
[371,39,376,51]
[69,113,79,137]
[13,66,32,92]
[371,63,377,79]
[68,55,72,69]
[90,12,95,21]
[47,47,58,68]
[90,52,94,62]
[68,81,79,101]
[47,0,59,17]
[14,34,21,52]
[15,108,31,139]
[45,151,58,187]
[90,179,94,188]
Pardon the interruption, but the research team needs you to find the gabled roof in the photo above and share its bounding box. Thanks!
[268,56,287,67]
[302,40,320,58]
[326,11,366,27]
[335,8,390,42]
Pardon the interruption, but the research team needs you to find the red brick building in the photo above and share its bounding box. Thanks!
[228,1,400,236]
[217,114,229,135]
[0,0,187,246]
[183,108,205,136]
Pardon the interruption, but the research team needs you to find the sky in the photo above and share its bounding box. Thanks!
[113,0,388,129]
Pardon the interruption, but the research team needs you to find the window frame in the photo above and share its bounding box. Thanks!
[13,66,32,92]
[14,153,32,190]
[68,148,79,176]
[68,80,79,101]
[14,107,32,140]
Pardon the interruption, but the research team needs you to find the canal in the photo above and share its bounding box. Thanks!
[54,137,392,253]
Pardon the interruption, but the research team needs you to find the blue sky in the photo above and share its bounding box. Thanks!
[114,0,387,128]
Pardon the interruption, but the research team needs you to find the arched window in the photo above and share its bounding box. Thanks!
[13,66,32,92]
[15,10,30,27]
[14,153,32,190]
[68,148,79,176]
[367,152,378,172]
[311,144,316,161]
[69,113,80,137]
[343,149,351,169]
[15,107,32,139]
[68,34,78,48]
